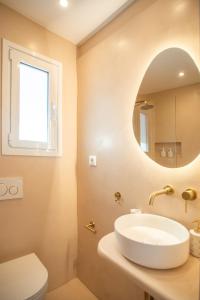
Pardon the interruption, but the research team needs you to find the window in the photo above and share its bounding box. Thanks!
[2,39,62,156]
[19,63,48,143]
[140,112,149,153]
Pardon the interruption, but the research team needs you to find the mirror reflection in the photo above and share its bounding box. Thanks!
[133,48,200,168]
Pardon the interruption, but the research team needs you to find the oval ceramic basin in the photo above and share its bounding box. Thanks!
[114,214,189,269]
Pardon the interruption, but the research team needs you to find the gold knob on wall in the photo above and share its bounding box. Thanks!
[182,188,197,213]
[114,192,122,202]
[182,188,197,201]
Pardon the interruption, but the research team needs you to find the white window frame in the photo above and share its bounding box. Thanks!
[2,39,62,156]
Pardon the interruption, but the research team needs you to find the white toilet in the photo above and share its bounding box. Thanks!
[0,253,48,300]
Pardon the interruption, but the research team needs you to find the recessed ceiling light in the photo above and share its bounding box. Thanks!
[178,71,185,77]
[59,0,69,8]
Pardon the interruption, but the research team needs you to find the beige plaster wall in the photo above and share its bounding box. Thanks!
[77,0,200,299]
[0,4,77,291]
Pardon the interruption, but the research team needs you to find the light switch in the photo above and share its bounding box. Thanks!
[89,155,97,167]
[0,178,23,200]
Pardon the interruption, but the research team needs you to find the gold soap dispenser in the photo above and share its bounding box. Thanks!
[190,219,200,258]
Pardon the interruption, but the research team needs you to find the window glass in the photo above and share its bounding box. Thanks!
[140,112,149,153]
[19,63,48,143]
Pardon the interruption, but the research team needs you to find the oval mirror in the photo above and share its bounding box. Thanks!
[133,48,200,168]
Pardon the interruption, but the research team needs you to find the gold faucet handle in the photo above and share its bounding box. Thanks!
[192,219,200,233]
[182,188,197,201]
[163,185,174,194]
[182,188,197,213]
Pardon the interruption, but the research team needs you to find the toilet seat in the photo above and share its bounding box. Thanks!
[0,253,48,300]
[28,281,48,300]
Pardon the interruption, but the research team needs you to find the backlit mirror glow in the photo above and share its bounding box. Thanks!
[133,48,200,168]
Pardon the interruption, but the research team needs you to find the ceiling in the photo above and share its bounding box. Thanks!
[139,48,200,95]
[0,0,135,44]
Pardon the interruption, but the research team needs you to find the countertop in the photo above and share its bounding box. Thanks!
[98,233,199,300]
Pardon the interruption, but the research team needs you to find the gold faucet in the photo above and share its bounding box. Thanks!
[149,185,174,206]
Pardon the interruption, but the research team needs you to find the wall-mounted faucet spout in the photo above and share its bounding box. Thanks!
[149,185,174,206]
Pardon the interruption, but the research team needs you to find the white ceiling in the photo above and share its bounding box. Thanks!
[0,0,135,44]
[139,48,200,95]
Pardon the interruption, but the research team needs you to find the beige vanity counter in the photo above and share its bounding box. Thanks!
[98,233,199,300]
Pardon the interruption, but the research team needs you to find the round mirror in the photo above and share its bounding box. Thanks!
[133,48,200,168]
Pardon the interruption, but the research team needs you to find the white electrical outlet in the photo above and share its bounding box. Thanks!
[0,178,23,200]
[89,155,97,167]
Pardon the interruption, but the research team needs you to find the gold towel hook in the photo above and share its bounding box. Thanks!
[85,221,96,233]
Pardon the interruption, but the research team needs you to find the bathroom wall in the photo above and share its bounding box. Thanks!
[77,0,200,299]
[0,4,77,291]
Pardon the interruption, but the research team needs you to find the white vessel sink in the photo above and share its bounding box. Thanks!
[114,213,189,269]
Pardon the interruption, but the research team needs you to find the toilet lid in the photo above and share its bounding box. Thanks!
[0,253,48,300]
